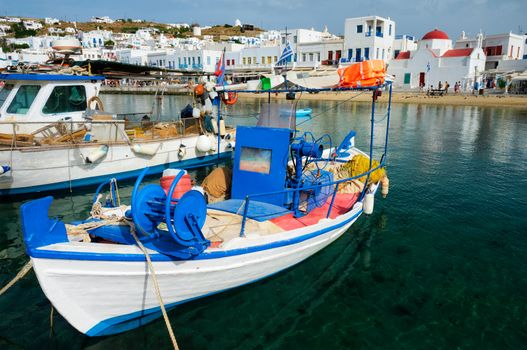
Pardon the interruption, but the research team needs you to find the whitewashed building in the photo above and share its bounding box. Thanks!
[388,29,486,91]
[455,31,525,70]
[0,24,10,37]
[226,45,280,73]
[44,17,60,25]
[79,30,113,48]
[5,17,22,23]
[393,34,417,59]
[296,39,344,68]
[343,16,395,63]
[116,49,150,65]
[23,21,43,30]
[91,16,114,24]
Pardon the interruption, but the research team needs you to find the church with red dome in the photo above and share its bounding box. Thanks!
[388,28,486,91]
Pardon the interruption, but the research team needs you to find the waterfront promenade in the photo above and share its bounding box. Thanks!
[101,86,527,109]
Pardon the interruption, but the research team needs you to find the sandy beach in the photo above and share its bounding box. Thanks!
[237,91,527,109]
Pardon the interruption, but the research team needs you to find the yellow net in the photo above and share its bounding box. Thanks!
[342,154,386,184]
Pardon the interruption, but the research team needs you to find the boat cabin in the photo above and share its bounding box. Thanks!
[0,74,105,134]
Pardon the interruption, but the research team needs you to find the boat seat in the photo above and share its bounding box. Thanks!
[207,199,290,222]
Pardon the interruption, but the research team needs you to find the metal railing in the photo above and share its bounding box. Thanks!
[235,82,393,237]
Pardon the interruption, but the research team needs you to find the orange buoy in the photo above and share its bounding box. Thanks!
[194,84,204,96]
[160,173,192,199]
[222,91,238,105]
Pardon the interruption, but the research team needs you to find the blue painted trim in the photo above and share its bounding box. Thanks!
[27,209,362,261]
[0,73,105,81]
[85,224,354,337]
[0,152,231,196]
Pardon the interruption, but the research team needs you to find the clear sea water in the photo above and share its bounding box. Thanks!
[0,94,526,349]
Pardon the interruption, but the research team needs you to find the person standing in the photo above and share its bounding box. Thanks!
[444,81,450,94]
[438,81,443,90]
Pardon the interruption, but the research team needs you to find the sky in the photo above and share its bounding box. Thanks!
[3,0,527,38]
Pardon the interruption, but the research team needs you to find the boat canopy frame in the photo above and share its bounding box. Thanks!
[217,82,393,236]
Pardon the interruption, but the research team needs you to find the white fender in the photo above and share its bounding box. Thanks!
[178,145,187,159]
[131,143,160,156]
[209,135,217,151]
[219,119,226,136]
[211,117,219,134]
[363,192,375,215]
[196,135,211,153]
[86,145,109,164]
[204,98,213,114]
[381,176,389,198]
[0,165,11,175]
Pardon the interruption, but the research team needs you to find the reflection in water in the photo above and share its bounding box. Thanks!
[0,94,526,349]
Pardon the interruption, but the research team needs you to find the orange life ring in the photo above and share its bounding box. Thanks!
[222,91,238,105]
[194,84,204,96]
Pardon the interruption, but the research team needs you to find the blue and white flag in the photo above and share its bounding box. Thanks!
[276,42,294,66]
[426,61,431,72]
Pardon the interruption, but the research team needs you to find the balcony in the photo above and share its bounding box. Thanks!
[365,32,384,38]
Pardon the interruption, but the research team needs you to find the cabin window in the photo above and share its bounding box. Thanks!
[42,85,87,114]
[0,83,14,109]
[239,146,272,174]
[7,85,41,115]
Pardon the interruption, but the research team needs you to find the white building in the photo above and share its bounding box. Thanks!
[455,31,525,70]
[226,45,280,74]
[48,27,64,35]
[388,29,486,91]
[393,34,417,59]
[296,38,344,68]
[116,48,150,65]
[343,15,395,63]
[44,17,60,25]
[0,24,10,37]
[280,28,326,51]
[23,20,43,31]
[79,30,113,48]
[91,16,114,24]
[167,23,189,29]
[5,17,22,23]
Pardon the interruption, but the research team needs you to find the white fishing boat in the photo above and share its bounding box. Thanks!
[19,61,391,338]
[0,73,233,195]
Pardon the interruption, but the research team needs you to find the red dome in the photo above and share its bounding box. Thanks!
[422,29,449,40]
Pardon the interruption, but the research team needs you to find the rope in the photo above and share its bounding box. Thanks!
[0,260,33,296]
[129,224,180,350]
[297,90,368,126]
[49,305,55,337]
[0,196,110,295]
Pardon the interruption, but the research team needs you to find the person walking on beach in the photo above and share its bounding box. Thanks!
[454,81,459,93]
[438,81,443,90]
[444,81,450,94]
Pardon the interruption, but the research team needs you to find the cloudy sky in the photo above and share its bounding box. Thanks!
[3,0,526,38]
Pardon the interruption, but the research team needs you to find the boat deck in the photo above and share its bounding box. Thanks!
[201,191,359,248]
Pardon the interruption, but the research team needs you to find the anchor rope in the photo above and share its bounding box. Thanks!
[3,194,179,349]
[0,260,33,296]
[90,195,180,349]
[129,223,180,350]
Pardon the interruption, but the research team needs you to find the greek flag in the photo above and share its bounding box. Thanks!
[276,42,294,66]
[426,61,431,72]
